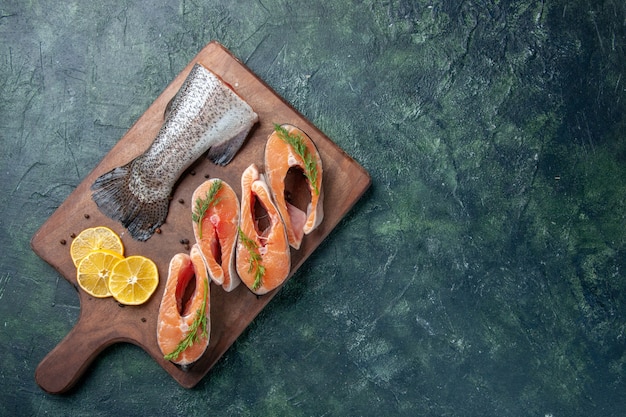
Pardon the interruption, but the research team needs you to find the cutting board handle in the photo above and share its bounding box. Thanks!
[35,315,116,394]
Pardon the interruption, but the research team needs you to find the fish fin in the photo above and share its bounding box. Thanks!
[206,127,252,166]
[164,96,175,119]
[91,162,169,241]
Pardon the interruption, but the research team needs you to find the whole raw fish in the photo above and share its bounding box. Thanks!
[91,63,258,241]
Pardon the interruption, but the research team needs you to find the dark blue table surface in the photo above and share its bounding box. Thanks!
[1,1,625,415]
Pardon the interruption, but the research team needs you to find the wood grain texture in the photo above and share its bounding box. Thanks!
[31,41,370,394]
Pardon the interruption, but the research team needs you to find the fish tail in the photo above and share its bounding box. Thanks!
[91,161,169,241]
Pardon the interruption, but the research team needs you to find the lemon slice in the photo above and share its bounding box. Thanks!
[108,256,159,305]
[70,226,124,267]
[76,249,124,298]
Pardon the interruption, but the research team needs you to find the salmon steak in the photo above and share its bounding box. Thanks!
[236,163,291,295]
[91,63,258,241]
[157,244,210,366]
[265,124,324,249]
[191,178,241,292]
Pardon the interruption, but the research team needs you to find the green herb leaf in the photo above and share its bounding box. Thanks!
[192,179,223,239]
[163,275,209,361]
[237,227,265,290]
[273,124,319,195]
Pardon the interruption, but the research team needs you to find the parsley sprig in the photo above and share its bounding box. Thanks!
[163,275,209,361]
[274,124,319,195]
[237,227,266,290]
[192,179,222,239]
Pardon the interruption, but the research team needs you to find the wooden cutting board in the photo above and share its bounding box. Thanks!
[31,41,371,394]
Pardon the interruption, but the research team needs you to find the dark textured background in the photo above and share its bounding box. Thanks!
[1,0,625,415]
